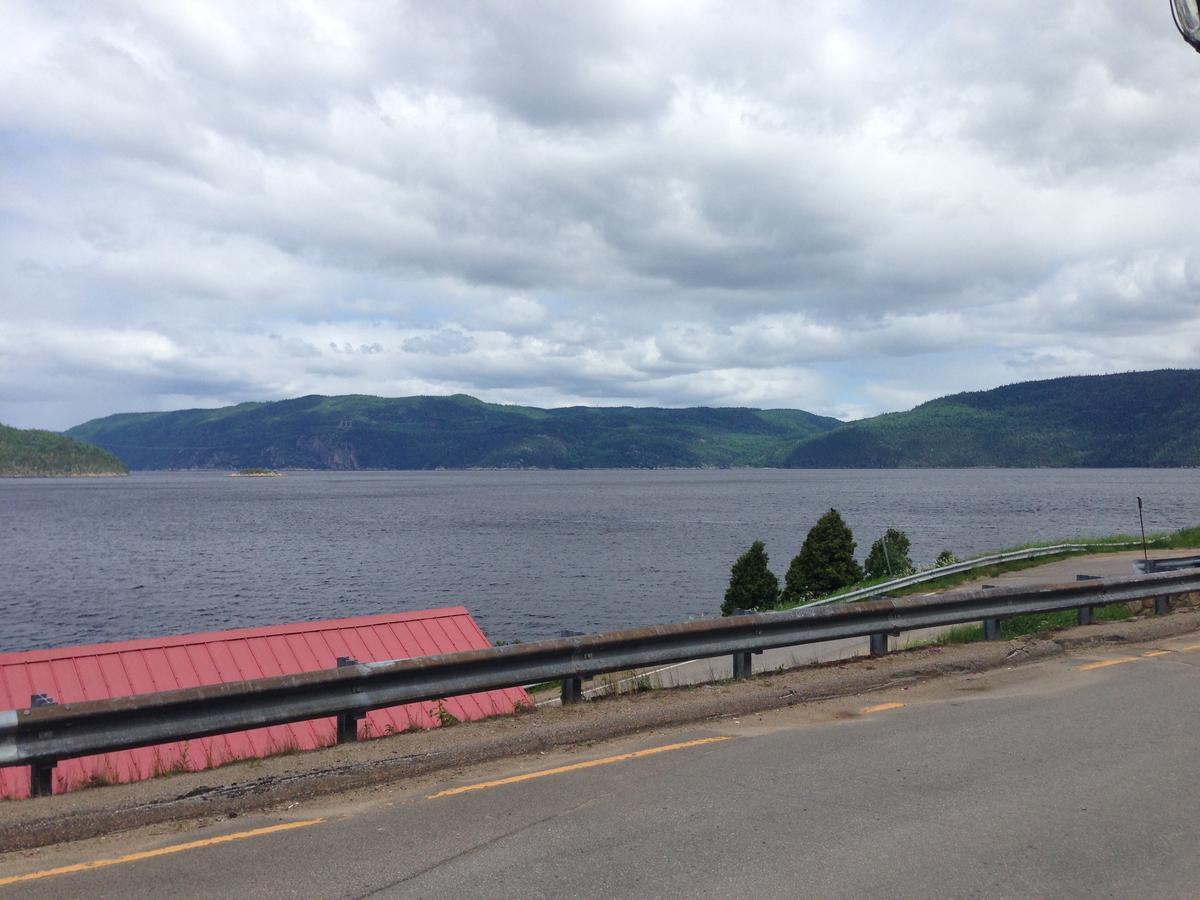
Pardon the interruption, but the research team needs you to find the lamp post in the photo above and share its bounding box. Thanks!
[1173,0,1200,52]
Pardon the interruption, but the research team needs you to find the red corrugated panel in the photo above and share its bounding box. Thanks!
[0,608,531,799]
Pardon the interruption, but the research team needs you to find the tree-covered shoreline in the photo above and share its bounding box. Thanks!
[0,423,127,477]
[786,369,1200,468]
[66,393,842,470]
[62,369,1200,471]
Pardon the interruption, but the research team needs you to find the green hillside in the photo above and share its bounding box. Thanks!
[786,370,1200,468]
[0,423,128,477]
[67,394,842,470]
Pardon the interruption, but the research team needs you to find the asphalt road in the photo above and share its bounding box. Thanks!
[4,633,1200,898]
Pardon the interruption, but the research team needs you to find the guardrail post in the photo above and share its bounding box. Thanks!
[561,676,583,704]
[30,762,55,799]
[869,633,888,657]
[1155,595,1170,616]
[335,657,365,743]
[982,618,1001,641]
[29,693,56,797]
[732,651,752,679]
[1075,575,1097,625]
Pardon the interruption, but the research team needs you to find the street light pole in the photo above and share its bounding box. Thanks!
[1172,0,1200,52]
[1138,496,1150,568]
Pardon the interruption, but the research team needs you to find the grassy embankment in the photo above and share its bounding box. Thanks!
[873,526,1200,645]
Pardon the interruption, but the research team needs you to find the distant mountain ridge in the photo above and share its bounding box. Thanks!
[62,370,1200,471]
[0,423,128,477]
[66,394,842,470]
[785,369,1200,468]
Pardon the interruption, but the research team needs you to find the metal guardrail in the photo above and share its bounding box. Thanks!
[803,541,1154,607]
[3,566,1199,797]
[1134,554,1200,574]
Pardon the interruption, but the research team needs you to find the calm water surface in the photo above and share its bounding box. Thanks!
[2,469,1197,652]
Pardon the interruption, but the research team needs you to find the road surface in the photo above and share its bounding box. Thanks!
[3,630,1200,898]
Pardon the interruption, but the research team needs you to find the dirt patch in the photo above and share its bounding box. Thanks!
[3,607,1198,853]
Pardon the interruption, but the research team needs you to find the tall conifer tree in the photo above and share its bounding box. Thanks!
[721,540,780,615]
[782,508,863,602]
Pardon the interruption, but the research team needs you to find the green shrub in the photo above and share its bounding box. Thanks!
[864,527,914,578]
[935,549,958,567]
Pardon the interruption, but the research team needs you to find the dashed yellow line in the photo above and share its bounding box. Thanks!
[427,736,731,799]
[861,702,906,715]
[1078,648,1185,671]
[0,818,323,887]
[1077,657,1139,671]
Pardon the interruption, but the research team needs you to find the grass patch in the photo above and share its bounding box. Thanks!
[932,623,984,645]
[79,768,121,791]
[589,670,657,698]
[886,553,1078,598]
[783,553,1083,609]
[933,602,1134,647]
[1159,525,1200,549]
[430,701,460,727]
[999,602,1132,638]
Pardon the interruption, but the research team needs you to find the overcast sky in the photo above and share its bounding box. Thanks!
[2,1,1198,430]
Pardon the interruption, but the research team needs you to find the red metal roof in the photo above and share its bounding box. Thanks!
[0,608,530,799]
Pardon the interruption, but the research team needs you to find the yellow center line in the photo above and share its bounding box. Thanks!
[1142,650,1172,657]
[427,736,731,800]
[1077,657,1138,671]
[861,702,906,715]
[0,818,323,888]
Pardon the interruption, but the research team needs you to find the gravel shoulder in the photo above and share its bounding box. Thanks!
[4,606,1199,854]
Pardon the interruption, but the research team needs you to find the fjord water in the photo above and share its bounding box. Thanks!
[2,469,1198,653]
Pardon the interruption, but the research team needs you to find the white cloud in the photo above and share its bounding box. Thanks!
[1,1,1198,429]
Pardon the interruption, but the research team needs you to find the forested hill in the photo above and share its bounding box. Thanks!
[66,394,843,470]
[785,370,1200,468]
[0,423,128,477]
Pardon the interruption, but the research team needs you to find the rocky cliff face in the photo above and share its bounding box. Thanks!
[293,435,360,469]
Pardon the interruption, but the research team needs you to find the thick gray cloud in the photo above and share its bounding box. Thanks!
[1,0,1198,429]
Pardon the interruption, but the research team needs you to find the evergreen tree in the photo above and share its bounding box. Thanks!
[781,508,863,602]
[864,527,914,578]
[721,540,780,615]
